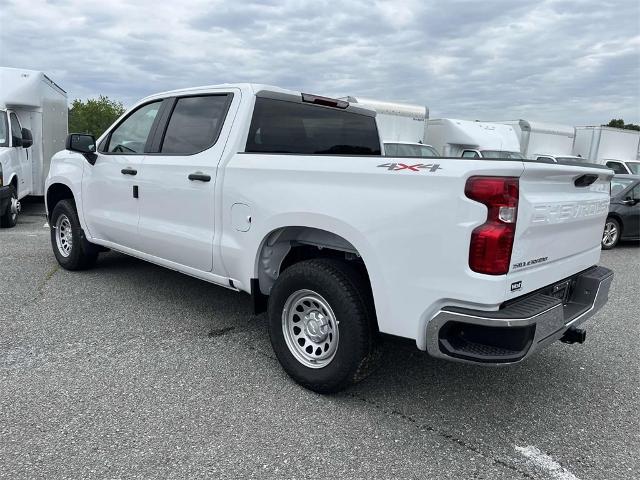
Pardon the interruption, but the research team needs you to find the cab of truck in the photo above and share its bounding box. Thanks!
[0,108,34,227]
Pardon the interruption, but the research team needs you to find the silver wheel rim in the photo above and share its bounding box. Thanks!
[55,214,73,257]
[602,221,618,247]
[10,195,20,222]
[281,289,339,369]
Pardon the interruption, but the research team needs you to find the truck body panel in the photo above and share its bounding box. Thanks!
[426,118,521,157]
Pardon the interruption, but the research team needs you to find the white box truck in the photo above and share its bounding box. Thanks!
[341,97,438,157]
[426,118,523,159]
[494,119,584,163]
[0,67,67,227]
[573,126,640,174]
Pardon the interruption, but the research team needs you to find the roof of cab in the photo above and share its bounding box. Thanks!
[136,83,376,116]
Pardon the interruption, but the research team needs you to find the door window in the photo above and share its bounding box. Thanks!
[160,95,231,154]
[105,101,162,154]
[9,113,22,147]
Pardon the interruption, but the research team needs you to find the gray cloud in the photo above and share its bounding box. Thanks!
[0,0,638,125]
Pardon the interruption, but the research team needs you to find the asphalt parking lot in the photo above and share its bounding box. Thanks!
[1,201,638,480]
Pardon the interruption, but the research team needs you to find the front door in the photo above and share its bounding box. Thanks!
[81,100,162,249]
[8,111,31,197]
[137,93,236,272]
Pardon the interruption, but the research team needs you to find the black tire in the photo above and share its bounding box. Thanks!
[602,217,621,250]
[50,200,99,270]
[0,185,18,228]
[268,258,380,393]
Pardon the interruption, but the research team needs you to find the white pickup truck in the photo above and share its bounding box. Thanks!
[45,84,614,393]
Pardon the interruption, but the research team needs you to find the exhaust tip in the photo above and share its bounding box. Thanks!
[560,327,587,344]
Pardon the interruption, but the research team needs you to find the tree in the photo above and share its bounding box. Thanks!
[68,96,126,138]
[604,118,640,131]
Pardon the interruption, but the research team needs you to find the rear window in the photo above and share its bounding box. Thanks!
[246,97,381,155]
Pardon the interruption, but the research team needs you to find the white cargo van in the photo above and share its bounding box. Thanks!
[573,126,640,165]
[426,118,523,159]
[0,67,67,227]
[342,97,437,157]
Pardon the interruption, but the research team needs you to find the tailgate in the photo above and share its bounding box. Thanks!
[506,162,612,297]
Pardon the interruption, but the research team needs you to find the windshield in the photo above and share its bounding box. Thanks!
[385,143,439,157]
[481,150,525,159]
[0,111,8,147]
[610,178,635,196]
[626,162,640,174]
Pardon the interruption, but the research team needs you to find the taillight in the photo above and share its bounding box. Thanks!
[465,176,519,275]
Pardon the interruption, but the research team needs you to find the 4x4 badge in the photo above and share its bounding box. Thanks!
[377,163,442,172]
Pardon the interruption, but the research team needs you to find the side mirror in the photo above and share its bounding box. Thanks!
[623,197,639,206]
[21,128,33,149]
[66,133,97,165]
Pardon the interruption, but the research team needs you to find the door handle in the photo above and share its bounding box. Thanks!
[121,168,137,176]
[188,173,211,182]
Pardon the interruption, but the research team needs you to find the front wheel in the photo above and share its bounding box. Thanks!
[0,185,19,228]
[268,259,380,393]
[50,200,99,270]
[602,217,620,250]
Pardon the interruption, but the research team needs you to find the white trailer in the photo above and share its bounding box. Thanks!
[0,67,67,204]
[573,126,640,164]
[425,118,523,158]
[494,119,575,159]
[341,97,437,156]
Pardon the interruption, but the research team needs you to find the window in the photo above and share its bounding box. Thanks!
[626,162,640,175]
[481,150,525,159]
[0,112,8,147]
[629,185,640,200]
[9,113,22,147]
[106,101,161,153]
[384,143,439,158]
[536,156,555,163]
[462,150,480,158]
[160,95,231,154]
[606,161,628,175]
[246,97,381,155]
[610,178,634,196]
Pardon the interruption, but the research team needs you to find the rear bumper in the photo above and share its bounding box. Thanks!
[426,266,614,364]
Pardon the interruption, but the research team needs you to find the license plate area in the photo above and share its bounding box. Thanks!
[548,279,574,305]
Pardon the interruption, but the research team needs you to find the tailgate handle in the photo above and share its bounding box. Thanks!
[574,174,598,187]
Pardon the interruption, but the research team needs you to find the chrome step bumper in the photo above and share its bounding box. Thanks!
[426,266,614,364]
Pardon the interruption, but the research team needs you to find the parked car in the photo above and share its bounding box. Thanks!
[604,159,640,175]
[602,175,640,249]
[533,155,587,164]
[0,67,67,227]
[46,83,614,393]
[383,141,439,157]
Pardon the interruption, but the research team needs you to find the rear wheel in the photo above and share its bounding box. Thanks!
[602,217,620,250]
[50,200,99,270]
[268,259,380,393]
[0,185,19,228]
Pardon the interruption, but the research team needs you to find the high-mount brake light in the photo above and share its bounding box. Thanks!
[301,93,349,109]
[465,176,519,275]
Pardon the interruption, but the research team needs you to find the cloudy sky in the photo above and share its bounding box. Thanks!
[1,0,638,125]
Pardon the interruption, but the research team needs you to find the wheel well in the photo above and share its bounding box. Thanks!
[255,227,373,298]
[46,183,75,219]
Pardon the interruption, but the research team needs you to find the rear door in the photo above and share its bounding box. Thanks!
[136,91,237,271]
[506,162,613,296]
